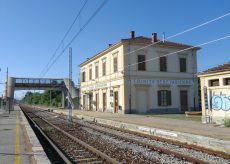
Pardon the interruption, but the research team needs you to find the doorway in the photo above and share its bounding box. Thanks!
[137,90,147,113]
[103,92,106,112]
[95,93,99,111]
[114,91,118,113]
[89,94,93,111]
[83,95,86,109]
[180,90,188,112]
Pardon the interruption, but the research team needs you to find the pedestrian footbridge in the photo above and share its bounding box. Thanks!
[3,77,79,111]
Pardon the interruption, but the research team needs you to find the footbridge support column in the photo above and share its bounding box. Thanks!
[62,90,65,108]
[6,77,15,111]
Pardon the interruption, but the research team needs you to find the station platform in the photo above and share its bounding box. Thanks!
[0,106,50,164]
[54,109,230,154]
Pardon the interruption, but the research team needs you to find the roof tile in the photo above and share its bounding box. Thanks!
[201,62,230,74]
[122,36,194,48]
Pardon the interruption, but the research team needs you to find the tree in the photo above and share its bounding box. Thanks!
[21,90,62,107]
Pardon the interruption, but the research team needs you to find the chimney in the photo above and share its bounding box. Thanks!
[130,31,135,39]
[151,33,157,42]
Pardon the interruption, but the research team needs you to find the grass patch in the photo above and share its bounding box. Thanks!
[224,118,230,127]
[0,128,12,131]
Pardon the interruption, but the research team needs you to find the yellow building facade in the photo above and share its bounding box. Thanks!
[80,32,199,114]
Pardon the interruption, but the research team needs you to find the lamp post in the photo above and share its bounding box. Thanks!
[0,69,7,110]
[68,47,73,122]
[5,67,9,114]
[0,67,4,110]
[192,51,196,111]
[0,94,3,110]
[50,90,52,107]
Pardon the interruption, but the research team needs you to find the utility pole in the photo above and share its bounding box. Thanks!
[50,90,52,107]
[6,67,10,114]
[0,68,1,109]
[192,51,196,111]
[68,47,73,122]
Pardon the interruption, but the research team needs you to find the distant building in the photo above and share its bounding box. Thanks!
[199,62,230,124]
[79,31,200,114]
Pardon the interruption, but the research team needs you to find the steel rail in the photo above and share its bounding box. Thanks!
[21,108,72,164]
[28,110,120,164]
[77,121,210,164]
[31,108,212,163]
[91,122,230,160]
[33,107,229,161]
[22,105,228,163]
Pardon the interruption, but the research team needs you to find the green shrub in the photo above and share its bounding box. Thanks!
[224,118,230,127]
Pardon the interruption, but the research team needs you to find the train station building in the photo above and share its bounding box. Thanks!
[199,62,230,124]
[79,32,200,114]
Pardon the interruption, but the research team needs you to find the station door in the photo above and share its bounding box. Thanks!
[137,90,147,113]
[180,90,188,111]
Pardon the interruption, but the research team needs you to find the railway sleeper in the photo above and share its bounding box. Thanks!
[91,122,230,159]
[78,121,209,164]
[76,157,102,162]
[35,114,120,164]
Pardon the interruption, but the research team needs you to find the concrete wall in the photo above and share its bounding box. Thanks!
[5,77,15,111]
[199,71,230,124]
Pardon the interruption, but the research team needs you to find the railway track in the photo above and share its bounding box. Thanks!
[20,105,230,164]
[22,106,117,164]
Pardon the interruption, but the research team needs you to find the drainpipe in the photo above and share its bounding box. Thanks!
[128,40,132,114]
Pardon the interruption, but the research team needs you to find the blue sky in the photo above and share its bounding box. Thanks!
[0,0,230,98]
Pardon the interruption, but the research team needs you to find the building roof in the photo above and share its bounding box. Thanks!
[79,35,199,67]
[200,62,230,75]
[121,36,195,48]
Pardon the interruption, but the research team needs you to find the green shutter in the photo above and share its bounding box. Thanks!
[158,91,161,106]
[167,91,171,105]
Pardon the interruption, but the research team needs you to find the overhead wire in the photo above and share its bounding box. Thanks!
[40,8,230,83]
[77,11,230,78]
[126,36,230,69]
[41,0,108,77]
[84,35,230,82]
[35,0,109,109]
[125,12,230,57]
[39,0,89,77]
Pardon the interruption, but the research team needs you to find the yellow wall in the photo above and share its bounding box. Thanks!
[80,41,199,114]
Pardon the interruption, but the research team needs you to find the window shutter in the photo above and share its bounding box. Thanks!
[167,91,171,105]
[180,58,182,72]
[160,57,167,71]
[163,57,167,71]
[226,78,230,85]
[138,55,146,71]
[95,66,98,78]
[114,57,118,72]
[158,91,161,106]
[180,58,186,72]
[160,58,163,71]
[82,72,85,82]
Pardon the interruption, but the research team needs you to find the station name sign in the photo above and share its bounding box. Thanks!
[87,83,108,91]
[131,79,193,86]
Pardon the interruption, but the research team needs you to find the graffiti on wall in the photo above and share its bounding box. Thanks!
[211,94,230,111]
